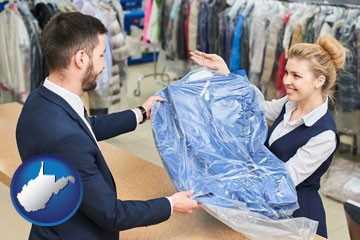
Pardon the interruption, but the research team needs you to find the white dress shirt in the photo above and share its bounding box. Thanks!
[253,86,336,186]
[43,78,97,142]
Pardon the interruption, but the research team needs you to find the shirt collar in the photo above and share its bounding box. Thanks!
[284,97,329,127]
[43,78,85,119]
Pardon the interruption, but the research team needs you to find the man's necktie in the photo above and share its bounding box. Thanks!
[84,107,91,125]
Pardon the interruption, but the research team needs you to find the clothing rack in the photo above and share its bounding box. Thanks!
[131,0,172,97]
[0,0,129,111]
[281,0,360,9]
[133,43,170,97]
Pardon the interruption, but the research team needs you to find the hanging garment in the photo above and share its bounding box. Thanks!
[18,2,44,91]
[152,68,298,219]
[30,2,56,29]
[260,3,285,86]
[290,6,316,46]
[142,0,153,43]
[170,0,181,58]
[337,10,360,112]
[197,1,208,53]
[357,28,360,88]
[176,0,188,59]
[207,0,228,53]
[275,13,292,98]
[248,3,272,87]
[183,0,190,59]
[0,6,30,100]
[187,0,199,51]
[275,51,287,98]
[217,9,228,58]
[229,14,244,71]
[146,0,159,44]
[160,0,173,50]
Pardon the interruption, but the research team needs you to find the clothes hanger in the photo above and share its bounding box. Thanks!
[228,0,246,19]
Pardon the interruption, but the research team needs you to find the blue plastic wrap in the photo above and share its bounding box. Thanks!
[151,68,318,239]
[152,68,298,218]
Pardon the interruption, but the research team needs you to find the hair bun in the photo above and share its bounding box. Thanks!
[317,35,346,69]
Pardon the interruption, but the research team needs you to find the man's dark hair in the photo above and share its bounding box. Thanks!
[41,12,108,71]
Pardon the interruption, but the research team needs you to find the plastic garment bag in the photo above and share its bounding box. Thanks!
[152,68,318,239]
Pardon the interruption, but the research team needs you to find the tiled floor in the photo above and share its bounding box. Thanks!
[0,62,352,239]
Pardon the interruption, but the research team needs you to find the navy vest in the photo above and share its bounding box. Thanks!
[265,104,339,238]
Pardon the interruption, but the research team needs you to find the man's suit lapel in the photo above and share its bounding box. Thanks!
[38,85,99,146]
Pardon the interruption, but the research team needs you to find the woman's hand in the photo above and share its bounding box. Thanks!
[190,50,230,74]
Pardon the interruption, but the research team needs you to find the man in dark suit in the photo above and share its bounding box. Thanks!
[16,12,199,240]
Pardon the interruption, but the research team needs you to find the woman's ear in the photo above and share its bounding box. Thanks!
[74,50,88,69]
[316,75,326,89]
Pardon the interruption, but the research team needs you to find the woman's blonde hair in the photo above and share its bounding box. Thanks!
[288,35,347,98]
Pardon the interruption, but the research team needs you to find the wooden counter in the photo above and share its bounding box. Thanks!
[0,102,23,187]
[0,102,324,240]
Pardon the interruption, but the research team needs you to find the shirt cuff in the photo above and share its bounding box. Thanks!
[165,197,173,215]
[131,109,140,125]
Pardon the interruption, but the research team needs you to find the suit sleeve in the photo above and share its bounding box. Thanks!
[51,132,171,232]
[90,110,137,141]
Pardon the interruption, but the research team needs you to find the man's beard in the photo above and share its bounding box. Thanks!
[82,60,100,92]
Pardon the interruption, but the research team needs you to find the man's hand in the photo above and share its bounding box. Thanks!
[141,96,164,119]
[170,190,200,214]
[190,50,230,74]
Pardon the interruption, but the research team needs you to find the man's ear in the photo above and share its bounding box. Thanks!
[74,50,88,69]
